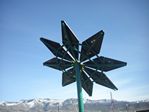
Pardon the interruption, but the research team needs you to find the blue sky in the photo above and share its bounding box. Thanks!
[0,0,149,101]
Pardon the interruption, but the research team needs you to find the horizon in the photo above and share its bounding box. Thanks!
[1,0,149,102]
[1,97,149,103]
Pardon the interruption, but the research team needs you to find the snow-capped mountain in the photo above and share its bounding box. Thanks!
[0,98,149,112]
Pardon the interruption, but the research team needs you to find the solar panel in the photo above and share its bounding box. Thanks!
[81,71,93,96]
[43,57,72,71]
[84,67,118,90]
[62,68,76,86]
[40,38,72,61]
[84,56,127,72]
[61,21,79,59]
[80,30,104,62]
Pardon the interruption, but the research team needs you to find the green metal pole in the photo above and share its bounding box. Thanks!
[74,62,84,112]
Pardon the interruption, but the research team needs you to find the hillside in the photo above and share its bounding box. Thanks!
[0,98,149,112]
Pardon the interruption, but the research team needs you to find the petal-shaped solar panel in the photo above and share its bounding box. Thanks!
[40,38,72,61]
[84,56,127,72]
[81,71,93,96]
[61,21,79,59]
[62,68,76,86]
[43,57,72,71]
[84,67,118,90]
[80,30,104,62]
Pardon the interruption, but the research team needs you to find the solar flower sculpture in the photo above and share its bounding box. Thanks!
[40,21,127,112]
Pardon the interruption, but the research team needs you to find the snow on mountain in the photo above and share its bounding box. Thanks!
[0,98,149,112]
[0,98,148,106]
[1,102,20,106]
[0,98,113,107]
[85,99,112,104]
[0,98,64,107]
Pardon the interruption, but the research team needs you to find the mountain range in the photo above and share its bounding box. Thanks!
[0,98,149,112]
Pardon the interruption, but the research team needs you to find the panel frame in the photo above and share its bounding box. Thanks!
[84,67,118,90]
[62,68,76,86]
[81,71,93,96]
[61,21,79,59]
[83,56,127,72]
[80,30,104,62]
[43,57,72,71]
[40,37,73,61]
